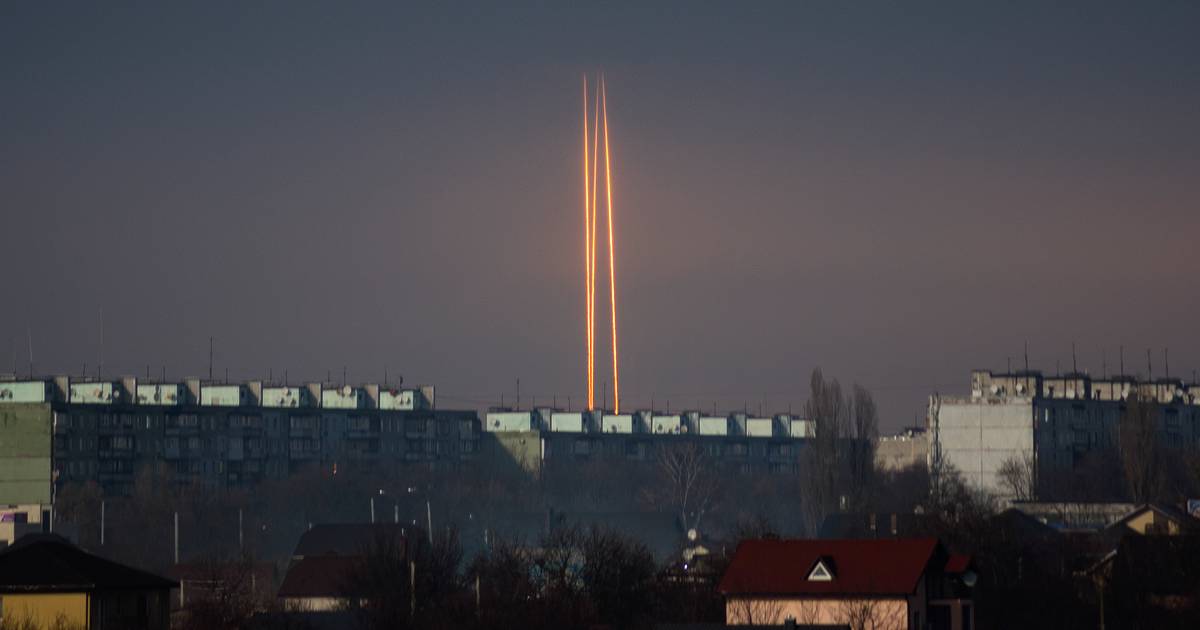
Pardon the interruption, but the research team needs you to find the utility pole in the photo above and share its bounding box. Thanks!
[409,561,416,619]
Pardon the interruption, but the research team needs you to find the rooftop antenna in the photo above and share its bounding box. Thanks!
[384,366,388,386]
[1164,347,1169,380]
[1007,357,1011,373]
[26,326,33,377]
[1146,348,1152,381]
[1102,349,1107,379]
[98,307,103,379]
[1023,341,1029,373]
[161,366,166,382]
[1120,345,1125,376]
[516,377,521,410]
[343,366,347,387]
[146,364,150,379]
[1071,342,1077,374]
[208,337,214,381]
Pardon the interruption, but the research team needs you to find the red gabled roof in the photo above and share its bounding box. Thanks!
[278,555,358,598]
[944,554,971,574]
[718,538,942,597]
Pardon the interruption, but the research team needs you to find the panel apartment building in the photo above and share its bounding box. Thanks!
[484,408,816,475]
[929,369,1200,497]
[0,375,480,508]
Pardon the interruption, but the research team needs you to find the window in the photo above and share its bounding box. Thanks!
[807,558,834,581]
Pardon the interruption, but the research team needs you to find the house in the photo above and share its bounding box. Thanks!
[279,523,411,611]
[1105,504,1200,537]
[0,533,176,630]
[718,538,973,630]
[278,554,360,611]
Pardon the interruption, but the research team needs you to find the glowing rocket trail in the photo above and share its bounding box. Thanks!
[590,82,600,409]
[582,77,593,411]
[602,77,620,414]
[581,74,621,413]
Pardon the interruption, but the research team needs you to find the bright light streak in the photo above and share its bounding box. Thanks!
[582,76,592,411]
[602,77,620,414]
[590,82,600,409]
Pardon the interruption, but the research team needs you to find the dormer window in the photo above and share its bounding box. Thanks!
[807,557,835,581]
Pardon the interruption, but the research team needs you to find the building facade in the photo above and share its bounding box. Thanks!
[0,376,480,503]
[929,370,1200,497]
[483,408,815,476]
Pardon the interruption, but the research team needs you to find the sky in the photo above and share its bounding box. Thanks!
[2,2,1198,429]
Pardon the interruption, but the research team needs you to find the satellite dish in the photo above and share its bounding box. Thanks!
[962,571,978,588]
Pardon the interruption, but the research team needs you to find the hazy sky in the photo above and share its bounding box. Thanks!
[3,2,1198,428]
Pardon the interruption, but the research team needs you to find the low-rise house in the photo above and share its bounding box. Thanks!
[278,554,360,611]
[719,538,973,630]
[0,533,176,630]
[1105,504,1200,537]
[278,523,410,612]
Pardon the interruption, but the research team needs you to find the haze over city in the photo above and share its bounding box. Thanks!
[3,2,1198,427]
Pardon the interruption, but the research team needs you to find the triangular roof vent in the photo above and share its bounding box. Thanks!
[807,557,835,581]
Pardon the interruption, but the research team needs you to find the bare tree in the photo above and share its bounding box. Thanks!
[848,384,879,509]
[802,368,849,534]
[1119,396,1161,503]
[645,441,721,535]
[838,598,904,630]
[176,554,264,630]
[996,453,1037,502]
[727,596,785,625]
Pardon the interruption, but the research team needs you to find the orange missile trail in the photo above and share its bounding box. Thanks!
[582,77,592,411]
[602,77,619,414]
[589,80,601,409]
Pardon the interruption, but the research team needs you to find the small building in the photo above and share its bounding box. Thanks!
[277,555,359,612]
[719,538,974,630]
[279,524,410,612]
[0,533,176,630]
[1105,504,1200,537]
